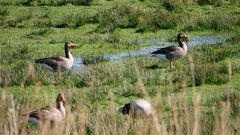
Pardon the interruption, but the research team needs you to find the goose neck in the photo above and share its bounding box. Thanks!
[56,101,66,116]
[65,47,69,58]
[177,37,184,48]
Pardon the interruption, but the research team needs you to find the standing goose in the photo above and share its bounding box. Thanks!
[24,93,66,127]
[35,42,77,72]
[117,99,153,118]
[151,33,188,69]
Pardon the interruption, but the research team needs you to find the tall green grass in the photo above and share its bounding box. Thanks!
[1,1,240,134]
[1,40,240,134]
[183,14,240,31]
[1,1,239,32]
[0,0,93,6]
[0,62,240,135]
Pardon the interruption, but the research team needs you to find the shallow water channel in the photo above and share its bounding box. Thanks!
[72,35,226,71]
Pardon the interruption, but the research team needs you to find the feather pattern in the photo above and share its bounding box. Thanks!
[150,33,188,69]
[35,42,75,72]
[24,93,66,127]
[118,99,152,118]
[151,46,178,55]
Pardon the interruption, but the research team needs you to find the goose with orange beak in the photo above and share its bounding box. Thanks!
[151,33,189,70]
[35,42,77,72]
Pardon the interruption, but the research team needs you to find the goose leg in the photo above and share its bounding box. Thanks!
[169,60,172,70]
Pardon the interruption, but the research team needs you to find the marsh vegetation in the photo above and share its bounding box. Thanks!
[0,0,240,134]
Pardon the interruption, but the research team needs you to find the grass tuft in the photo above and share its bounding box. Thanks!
[183,14,239,31]
[97,4,144,33]
[26,28,53,38]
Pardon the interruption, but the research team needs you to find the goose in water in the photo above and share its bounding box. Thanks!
[23,93,66,128]
[35,42,77,72]
[151,33,188,69]
[118,99,153,118]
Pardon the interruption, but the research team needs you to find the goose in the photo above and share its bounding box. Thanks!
[35,42,77,72]
[117,99,152,118]
[151,33,188,69]
[24,93,66,127]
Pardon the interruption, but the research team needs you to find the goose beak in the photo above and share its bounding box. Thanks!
[117,106,124,113]
[183,34,188,38]
[69,44,78,49]
[183,35,189,42]
[186,36,189,42]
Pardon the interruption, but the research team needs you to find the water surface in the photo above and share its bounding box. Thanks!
[73,35,226,69]
[103,35,226,61]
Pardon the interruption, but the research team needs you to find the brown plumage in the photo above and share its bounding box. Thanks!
[35,42,77,72]
[151,33,188,69]
[23,93,66,128]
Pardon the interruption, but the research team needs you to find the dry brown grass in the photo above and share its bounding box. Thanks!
[0,61,239,135]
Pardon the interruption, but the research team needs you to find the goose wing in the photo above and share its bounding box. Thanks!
[35,57,65,70]
[151,46,178,55]
[29,106,56,120]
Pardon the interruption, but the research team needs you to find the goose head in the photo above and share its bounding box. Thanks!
[56,93,65,106]
[64,42,77,59]
[118,103,131,115]
[177,33,188,41]
[65,42,77,50]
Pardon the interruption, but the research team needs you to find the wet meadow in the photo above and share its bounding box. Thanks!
[1,0,240,134]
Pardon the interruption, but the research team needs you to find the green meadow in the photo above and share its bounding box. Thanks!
[1,0,240,134]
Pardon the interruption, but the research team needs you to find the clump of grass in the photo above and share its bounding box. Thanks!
[66,12,87,28]
[1,64,30,87]
[51,17,67,28]
[97,4,144,33]
[183,13,239,31]
[14,0,32,6]
[194,43,239,62]
[136,9,184,32]
[53,71,89,88]
[104,31,120,43]
[33,18,52,28]
[1,61,89,88]
[32,10,51,28]
[172,42,239,87]
[52,12,98,28]
[188,42,239,86]
[84,33,102,44]
[98,4,184,33]
[67,0,93,6]
[0,0,93,6]
[193,63,229,86]
[4,17,25,28]
[0,45,38,87]
[3,9,32,28]
[26,28,53,38]
[81,54,107,65]
[196,0,228,6]
[0,6,8,16]
[158,0,192,11]
[0,45,36,65]
[38,0,66,6]
[4,17,18,27]
[226,33,240,43]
